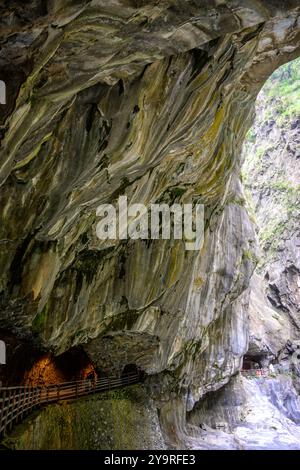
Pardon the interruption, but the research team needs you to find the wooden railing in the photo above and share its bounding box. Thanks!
[240,368,270,377]
[0,372,141,437]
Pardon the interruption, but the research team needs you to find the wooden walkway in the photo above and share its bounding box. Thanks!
[0,372,141,437]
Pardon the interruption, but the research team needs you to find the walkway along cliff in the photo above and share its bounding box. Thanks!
[0,371,141,437]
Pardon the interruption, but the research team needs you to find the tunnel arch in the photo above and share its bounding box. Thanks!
[0,332,98,387]
[121,363,140,377]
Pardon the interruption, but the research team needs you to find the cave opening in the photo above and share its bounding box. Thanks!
[242,355,261,370]
[121,363,144,382]
[121,363,139,375]
[0,331,97,387]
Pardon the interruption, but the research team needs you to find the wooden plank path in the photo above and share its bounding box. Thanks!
[0,372,141,437]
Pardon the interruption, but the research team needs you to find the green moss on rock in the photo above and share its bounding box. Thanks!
[1,385,166,450]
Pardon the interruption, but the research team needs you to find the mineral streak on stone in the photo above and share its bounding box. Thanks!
[0,1,300,448]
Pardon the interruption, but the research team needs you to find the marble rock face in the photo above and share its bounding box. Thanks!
[187,374,300,450]
[0,1,300,445]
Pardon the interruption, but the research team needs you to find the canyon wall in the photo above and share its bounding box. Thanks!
[183,53,300,452]
[0,1,300,447]
[242,59,300,367]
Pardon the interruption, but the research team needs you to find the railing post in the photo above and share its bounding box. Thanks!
[31,387,35,409]
[26,387,30,412]
[9,389,17,431]
[29,387,33,411]
[15,387,22,423]
[37,387,41,407]
[3,389,11,434]
[25,386,29,414]
[0,388,6,434]
[20,387,26,420]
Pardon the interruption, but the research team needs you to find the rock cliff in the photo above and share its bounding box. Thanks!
[242,57,300,371]
[185,51,300,452]
[0,1,300,448]
[187,374,300,450]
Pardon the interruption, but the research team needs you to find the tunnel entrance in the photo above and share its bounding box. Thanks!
[121,364,139,376]
[121,364,143,383]
[0,331,97,387]
[23,348,97,387]
[242,355,260,370]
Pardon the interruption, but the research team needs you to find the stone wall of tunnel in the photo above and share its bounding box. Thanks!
[0,330,96,387]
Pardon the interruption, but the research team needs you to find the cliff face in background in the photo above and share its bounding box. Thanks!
[187,374,300,449]
[0,1,300,449]
[183,54,300,451]
[242,58,300,369]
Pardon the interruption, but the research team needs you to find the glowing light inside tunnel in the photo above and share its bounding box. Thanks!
[0,337,98,387]
[22,350,98,386]
[23,353,66,386]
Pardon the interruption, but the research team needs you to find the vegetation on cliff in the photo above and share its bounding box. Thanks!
[242,57,300,266]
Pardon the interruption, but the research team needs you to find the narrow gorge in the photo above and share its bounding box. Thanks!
[0,0,299,451]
